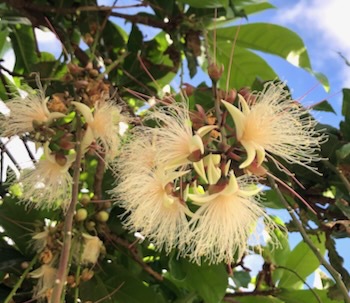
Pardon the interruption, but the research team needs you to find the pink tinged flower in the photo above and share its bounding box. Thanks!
[114,165,191,253]
[72,100,122,161]
[186,173,271,264]
[80,233,103,264]
[18,144,74,210]
[30,263,57,301]
[222,82,325,170]
[0,89,65,137]
[150,103,216,168]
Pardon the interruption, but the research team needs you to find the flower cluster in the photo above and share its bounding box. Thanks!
[30,224,104,301]
[112,82,325,264]
[1,85,123,210]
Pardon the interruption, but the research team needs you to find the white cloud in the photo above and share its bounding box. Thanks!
[273,0,350,87]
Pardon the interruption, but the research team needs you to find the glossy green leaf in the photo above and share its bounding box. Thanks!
[232,271,251,288]
[168,258,227,303]
[278,234,326,289]
[214,23,311,69]
[177,0,228,8]
[0,244,26,271]
[0,196,53,254]
[277,289,342,303]
[233,295,284,303]
[342,88,350,119]
[9,24,38,74]
[336,143,350,161]
[80,261,166,303]
[0,26,10,57]
[312,100,336,114]
[213,42,277,89]
[242,2,275,16]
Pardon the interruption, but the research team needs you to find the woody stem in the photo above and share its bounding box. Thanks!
[268,176,350,303]
[51,117,83,303]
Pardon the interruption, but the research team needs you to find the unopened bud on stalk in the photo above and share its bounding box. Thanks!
[95,210,109,222]
[55,153,68,167]
[75,208,88,222]
[208,62,224,82]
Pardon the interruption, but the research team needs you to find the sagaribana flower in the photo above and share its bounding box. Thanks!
[30,263,57,302]
[18,144,75,210]
[186,172,273,264]
[114,163,191,253]
[149,102,216,168]
[80,233,103,264]
[0,88,65,137]
[73,99,122,161]
[222,82,325,170]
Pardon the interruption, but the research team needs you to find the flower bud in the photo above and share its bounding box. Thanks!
[208,63,224,82]
[75,208,88,222]
[95,211,109,223]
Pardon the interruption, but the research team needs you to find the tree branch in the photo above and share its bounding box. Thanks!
[268,175,350,303]
[51,118,83,303]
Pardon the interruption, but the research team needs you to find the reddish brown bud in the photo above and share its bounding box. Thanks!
[208,63,224,82]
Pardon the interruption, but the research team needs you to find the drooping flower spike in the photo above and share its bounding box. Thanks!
[18,143,75,210]
[0,88,65,137]
[222,82,326,171]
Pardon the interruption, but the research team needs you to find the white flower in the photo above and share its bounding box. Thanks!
[30,263,57,301]
[222,82,325,170]
[80,233,103,264]
[18,144,74,210]
[186,173,272,264]
[0,89,65,137]
[114,162,191,253]
[149,102,215,168]
[73,99,122,161]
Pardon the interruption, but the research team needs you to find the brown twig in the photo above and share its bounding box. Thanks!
[93,155,106,201]
[51,118,83,303]
[268,175,350,303]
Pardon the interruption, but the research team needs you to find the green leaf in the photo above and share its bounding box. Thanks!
[341,88,350,120]
[213,43,277,89]
[234,296,284,303]
[0,195,54,254]
[209,23,328,88]
[168,258,227,303]
[80,261,166,303]
[278,234,326,289]
[262,189,284,209]
[232,271,251,288]
[336,143,350,161]
[177,0,228,8]
[0,244,26,271]
[0,26,10,58]
[312,100,336,114]
[241,2,275,16]
[277,289,343,303]
[214,23,311,69]
[9,24,38,74]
